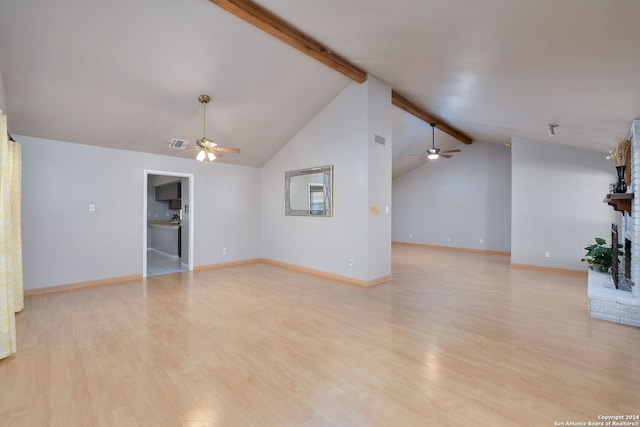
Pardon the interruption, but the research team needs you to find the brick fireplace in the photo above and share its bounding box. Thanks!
[629,119,640,298]
[588,119,640,327]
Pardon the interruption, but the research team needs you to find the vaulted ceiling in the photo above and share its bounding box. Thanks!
[1,0,638,178]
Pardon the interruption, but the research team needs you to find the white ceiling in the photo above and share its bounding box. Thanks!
[1,0,639,178]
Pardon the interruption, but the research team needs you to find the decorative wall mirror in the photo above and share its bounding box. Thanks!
[284,165,333,216]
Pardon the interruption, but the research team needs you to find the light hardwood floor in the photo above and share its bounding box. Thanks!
[2,245,639,426]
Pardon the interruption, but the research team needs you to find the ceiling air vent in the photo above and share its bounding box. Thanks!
[374,134,386,145]
[168,138,189,150]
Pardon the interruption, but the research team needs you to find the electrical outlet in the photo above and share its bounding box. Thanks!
[408,233,413,239]
[447,237,451,243]
[88,203,95,212]
[479,238,484,244]
[545,251,550,258]
[223,248,228,255]
[347,259,354,267]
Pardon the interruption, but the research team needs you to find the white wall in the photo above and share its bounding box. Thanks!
[19,135,261,289]
[366,76,392,280]
[260,78,392,282]
[0,69,6,114]
[392,140,512,252]
[511,137,618,270]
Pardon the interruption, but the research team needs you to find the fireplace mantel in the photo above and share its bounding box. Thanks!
[604,193,634,215]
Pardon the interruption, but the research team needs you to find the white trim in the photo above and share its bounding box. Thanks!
[143,170,195,278]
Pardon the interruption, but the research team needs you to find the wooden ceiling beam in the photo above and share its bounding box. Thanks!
[392,91,473,145]
[210,0,473,145]
[209,0,368,83]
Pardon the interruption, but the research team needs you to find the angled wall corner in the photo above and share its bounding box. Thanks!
[260,77,393,283]
[392,140,511,253]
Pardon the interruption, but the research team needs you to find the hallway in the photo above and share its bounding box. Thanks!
[146,249,188,277]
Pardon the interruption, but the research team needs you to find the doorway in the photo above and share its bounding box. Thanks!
[143,170,194,277]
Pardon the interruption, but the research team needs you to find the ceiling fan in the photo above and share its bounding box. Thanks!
[191,94,240,162]
[424,122,461,160]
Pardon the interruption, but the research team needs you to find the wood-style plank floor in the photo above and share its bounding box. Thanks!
[2,245,640,426]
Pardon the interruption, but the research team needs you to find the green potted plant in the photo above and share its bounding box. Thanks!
[581,237,622,274]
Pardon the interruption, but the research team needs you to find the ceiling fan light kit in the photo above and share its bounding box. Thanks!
[424,123,461,161]
[427,148,440,160]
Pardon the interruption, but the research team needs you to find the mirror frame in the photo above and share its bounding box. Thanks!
[284,165,333,217]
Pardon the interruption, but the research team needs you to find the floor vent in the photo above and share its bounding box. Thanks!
[169,138,189,150]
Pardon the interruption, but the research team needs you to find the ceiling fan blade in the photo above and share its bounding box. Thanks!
[214,146,241,153]
[441,149,461,154]
[440,154,453,159]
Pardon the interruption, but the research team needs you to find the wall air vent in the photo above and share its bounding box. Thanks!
[374,134,386,145]
[168,138,189,150]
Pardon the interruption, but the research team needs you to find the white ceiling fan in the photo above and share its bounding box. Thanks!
[174,94,241,161]
[424,123,461,160]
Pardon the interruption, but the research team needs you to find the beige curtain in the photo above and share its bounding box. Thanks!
[0,111,23,359]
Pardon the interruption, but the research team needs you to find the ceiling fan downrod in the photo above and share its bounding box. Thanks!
[428,123,440,160]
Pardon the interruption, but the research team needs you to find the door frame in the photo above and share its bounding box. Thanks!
[143,169,195,277]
